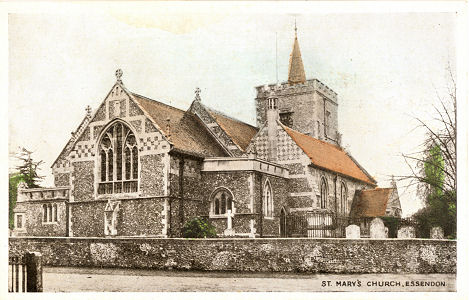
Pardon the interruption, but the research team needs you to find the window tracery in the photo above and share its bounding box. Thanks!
[98,122,138,194]
[211,188,233,216]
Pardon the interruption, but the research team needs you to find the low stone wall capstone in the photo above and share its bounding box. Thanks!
[9,237,456,274]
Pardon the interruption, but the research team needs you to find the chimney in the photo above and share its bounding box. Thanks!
[266,92,279,161]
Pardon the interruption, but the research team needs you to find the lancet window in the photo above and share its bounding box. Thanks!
[320,177,328,209]
[263,180,274,218]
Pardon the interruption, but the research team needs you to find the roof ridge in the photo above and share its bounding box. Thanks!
[281,123,343,150]
[204,104,257,129]
[51,113,91,168]
[281,123,376,186]
[362,187,392,192]
[131,92,186,113]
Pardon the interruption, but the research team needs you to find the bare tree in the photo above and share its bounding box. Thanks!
[398,66,456,201]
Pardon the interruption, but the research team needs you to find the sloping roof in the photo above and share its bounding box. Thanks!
[132,94,227,157]
[288,33,306,84]
[350,188,393,218]
[51,114,91,168]
[206,108,258,151]
[282,125,376,185]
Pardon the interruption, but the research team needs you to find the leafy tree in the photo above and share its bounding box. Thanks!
[9,148,44,229]
[423,144,445,197]
[9,173,25,229]
[16,148,44,188]
[182,217,217,238]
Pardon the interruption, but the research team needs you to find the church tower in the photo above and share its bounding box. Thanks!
[254,24,340,144]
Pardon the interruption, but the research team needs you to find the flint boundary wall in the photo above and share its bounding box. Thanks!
[9,237,456,274]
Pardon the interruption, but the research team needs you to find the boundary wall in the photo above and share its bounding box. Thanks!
[9,237,456,274]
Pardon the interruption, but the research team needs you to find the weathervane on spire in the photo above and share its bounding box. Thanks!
[194,87,201,102]
[115,69,123,83]
[294,18,297,37]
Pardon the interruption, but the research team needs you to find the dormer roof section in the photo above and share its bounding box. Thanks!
[188,89,258,156]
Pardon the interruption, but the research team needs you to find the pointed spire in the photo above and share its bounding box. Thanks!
[288,22,306,85]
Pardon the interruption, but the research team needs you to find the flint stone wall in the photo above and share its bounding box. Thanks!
[9,237,456,274]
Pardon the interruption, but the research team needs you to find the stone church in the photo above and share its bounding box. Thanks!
[13,28,401,238]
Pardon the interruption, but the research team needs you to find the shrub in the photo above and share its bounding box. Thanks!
[182,217,217,238]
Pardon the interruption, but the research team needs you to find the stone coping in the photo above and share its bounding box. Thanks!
[9,236,456,242]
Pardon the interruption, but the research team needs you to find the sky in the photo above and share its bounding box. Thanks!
[6,3,461,217]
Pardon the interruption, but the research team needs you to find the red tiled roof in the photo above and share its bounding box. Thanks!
[132,94,227,157]
[282,125,375,185]
[207,109,258,151]
[350,188,392,218]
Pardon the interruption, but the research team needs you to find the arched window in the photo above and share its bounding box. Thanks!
[48,204,52,222]
[98,122,139,194]
[320,177,328,209]
[211,188,233,216]
[340,182,347,214]
[263,180,274,217]
[53,204,58,222]
[43,204,47,222]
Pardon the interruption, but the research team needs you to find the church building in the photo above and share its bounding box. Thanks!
[13,27,400,238]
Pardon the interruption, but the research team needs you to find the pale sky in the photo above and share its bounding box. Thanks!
[7,4,460,217]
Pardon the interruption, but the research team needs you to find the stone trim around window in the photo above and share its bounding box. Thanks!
[14,213,26,232]
[42,203,59,224]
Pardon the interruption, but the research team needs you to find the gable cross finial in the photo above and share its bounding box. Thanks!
[115,69,123,83]
[166,118,171,140]
[194,87,201,102]
[85,105,92,117]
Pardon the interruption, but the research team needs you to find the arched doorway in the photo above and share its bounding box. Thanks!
[280,207,287,237]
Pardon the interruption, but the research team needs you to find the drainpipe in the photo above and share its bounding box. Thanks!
[323,97,327,139]
[258,173,264,237]
[178,157,185,236]
[334,175,338,216]
[65,202,70,237]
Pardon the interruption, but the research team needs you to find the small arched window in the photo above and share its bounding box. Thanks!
[53,204,58,222]
[263,180,274,217]
[320,177,328,209]
[48,204,53,222]
[43,204,47,222]
[340,182,347,214]
[98,122,138,194]
[211,188,233,216]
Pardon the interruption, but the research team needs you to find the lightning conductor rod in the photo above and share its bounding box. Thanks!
[275,31,278,84]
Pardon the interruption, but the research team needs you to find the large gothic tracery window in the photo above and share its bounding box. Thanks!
[98,122,138,195]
